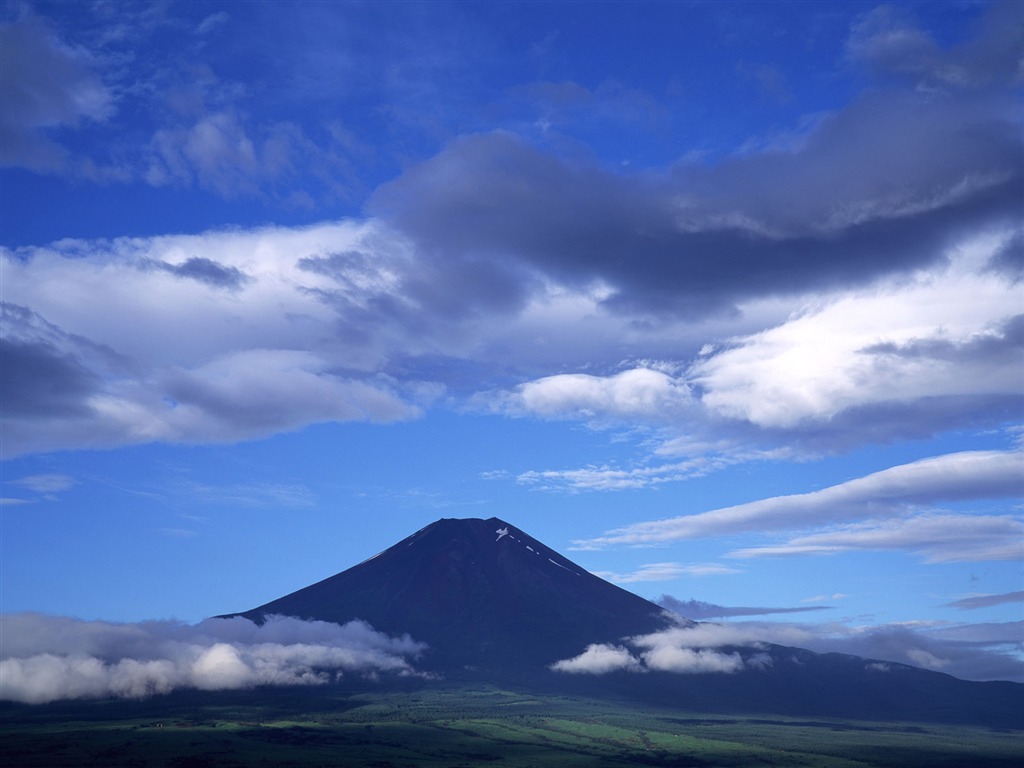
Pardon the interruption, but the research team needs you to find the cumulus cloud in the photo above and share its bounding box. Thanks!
[0,613,427,704]
[550,643,643,674]
[500,367,693,423]
[0,223,430,457]
[640,646,744,674]
[573,449,1024,553]
[479,230,1023,484]
[551,624,767,676]
[691,234,1023,434]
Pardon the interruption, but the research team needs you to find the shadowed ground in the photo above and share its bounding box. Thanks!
[2,683,1021,768]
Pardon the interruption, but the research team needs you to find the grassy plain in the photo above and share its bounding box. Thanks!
[2,684,1020,767]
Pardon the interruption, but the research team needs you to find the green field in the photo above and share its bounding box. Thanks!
[2,684,1020,767]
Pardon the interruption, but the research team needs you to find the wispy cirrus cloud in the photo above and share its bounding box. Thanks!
[658,596,831,620]
[0,9,115,173]
[515,456,730,493]
[0,5,363,201]
[728,513,1024,563]
[572,450,1023,551]
[9,473,77,494]
[944,591,1024,611]
[180,480,318,509]
[591,562,740,584]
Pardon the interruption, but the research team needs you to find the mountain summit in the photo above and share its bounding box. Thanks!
[222,517,1022,726]
[224,517,679,674]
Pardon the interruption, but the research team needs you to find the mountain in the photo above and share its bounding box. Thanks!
[222,516,1023,727]
[223,516,680,673]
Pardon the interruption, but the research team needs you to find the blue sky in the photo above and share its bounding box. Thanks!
[1,0,1022,691]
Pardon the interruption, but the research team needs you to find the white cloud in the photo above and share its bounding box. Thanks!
[2,212,1020,467]
[0,222,427,457]
[512,438,794,493]
[10,473,76,494]
[691,231,1022,429]
[801,593,848,604]
[516,456,730,492]
[551,624,769,676]
[632,623,784,650]
[640,646,744,674]
[478,229,1023,492]
[0,613,427,704]
[549,643,642,674]
[573,449,1023,549]
[592,562,740,583]
[506,367,693,422]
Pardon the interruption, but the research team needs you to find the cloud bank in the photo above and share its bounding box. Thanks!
[2,3,1022,467]
[0,613,426,704]
[654,592,1024,683]
[551,617,1024,683]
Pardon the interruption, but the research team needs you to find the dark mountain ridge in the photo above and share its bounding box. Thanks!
[222,516,1023,727]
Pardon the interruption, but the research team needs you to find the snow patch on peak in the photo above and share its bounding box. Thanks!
[495,527,509,542]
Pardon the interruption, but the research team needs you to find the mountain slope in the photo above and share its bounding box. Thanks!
[223,517,679,673]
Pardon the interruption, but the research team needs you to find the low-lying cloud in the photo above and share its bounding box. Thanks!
[0,613,427,704]
[551,624,765,676]
[625,604,1024,683]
